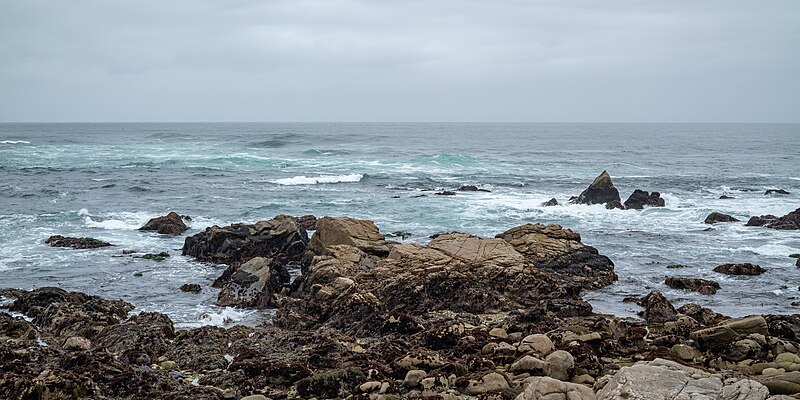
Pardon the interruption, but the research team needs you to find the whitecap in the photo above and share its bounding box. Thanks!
[78,208,90,216]
[0,140,31,144]
[83,211,152,230]
[272,173,363,185]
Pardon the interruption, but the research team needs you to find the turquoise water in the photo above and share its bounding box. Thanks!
[1,123,799,326]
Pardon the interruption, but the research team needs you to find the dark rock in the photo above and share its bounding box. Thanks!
[293,215,318,231]
[0,312,38,342]
[704,212,740,224]
[138,252,170,261]
[93,312,176,365]
[765,189,790,195]
[435,191,456,196]
[179,284,202,293]
[458,185,491,192]
[746,215,777,227]
[542,198,559,207]
[797,258,800,268]
[139,212,188,235]
[719,195,735,199]
[767,208,800,230]
[677,303,727,326]
[605,200,624,210]
[571,170,621,207]
[666,263,687,269]
[295,367,366,399]
[713,263,766,276]
[216,257,289,308]
[639,291,677,323]
[45,235,112,249]
[182,214,308,282]
[665,276,720,295]
[623,189,666,209]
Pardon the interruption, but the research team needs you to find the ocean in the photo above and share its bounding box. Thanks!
[1,122,798,327]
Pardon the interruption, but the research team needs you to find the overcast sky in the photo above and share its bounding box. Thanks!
[1,1,798,122]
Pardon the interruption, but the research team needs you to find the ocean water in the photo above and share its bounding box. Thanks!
[1,122,799,327]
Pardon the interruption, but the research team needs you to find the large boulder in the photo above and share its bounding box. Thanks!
[705,212,740,224]
[139,212,188,235]
[638,291,677,323]
[45,235,111,249]
[756,371,800,395]
[595,358,769,400]
[216,257,289,308]
[714,263,766,276]
[307,217,391,256]
[665,276,720,295]
[623,189,665,209]
[571,171,622,208]
[691,315,769,351]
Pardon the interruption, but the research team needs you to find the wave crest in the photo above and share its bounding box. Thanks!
[273,173,363,185]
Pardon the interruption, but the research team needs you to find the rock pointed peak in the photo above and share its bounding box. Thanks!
[590,170,613,189]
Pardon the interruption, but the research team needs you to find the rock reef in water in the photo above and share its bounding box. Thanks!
[139,212,189,235]
[45,235,112,249]
[623,189,665,209]
[571,170,622,208]
[705,212,740,224]
[747,208,800,230]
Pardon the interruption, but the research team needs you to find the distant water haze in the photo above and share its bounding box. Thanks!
[1,122,799,327]
[1,1,799,122]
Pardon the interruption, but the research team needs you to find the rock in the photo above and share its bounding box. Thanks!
[757,371,800,395]
[138,252,170,261]
[678,303,727,326]
[0,312,37,342]
[665,276,720,295]
[465,372,509,395]
[748,215,778,227]
[720,195,735,199]
[521,334,555,354]
[510,355,548,374]
[571,170,621,207]
[403,370,427,388]
[671,344,701,361]
[92,312,175,365]
[714,263,766,276]
[241,396,269,400]
[728,338,764,362]
[293,214,318,231]
[45,235,112,249]
[179,283,202,293]
[639,291,677,323]
[595,358,769,400]
[515,376,596,400]
[542,198,559,207]
[692,315,769,350]
[545,350,574,381]
[216,257,288,308]
[748,209,800,230]
[182,214,308,278]
[489,327,508,339]
[139,212,189,235]
[435,191,456,196]
[458,185,491,192]
[766,189,791,195]
[62,336,92,351]
[307,216,391,256]
[623,189,665,209]
[705,212,741,224]
[667,263,688,268]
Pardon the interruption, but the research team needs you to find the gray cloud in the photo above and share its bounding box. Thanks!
[1,0,798,122]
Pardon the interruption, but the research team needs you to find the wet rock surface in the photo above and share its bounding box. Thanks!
[714,263,766,276]
[748,208,800,230]
[665,276,721,295]
[705,212,741,224]
[571,170,621,207]
[45,235,112,249]
[139,212,189,235]
[623,189,665,209]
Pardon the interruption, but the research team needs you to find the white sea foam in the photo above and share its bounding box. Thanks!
[1,140,30,144]
[78,208,90,216]
[83,211,152,230]
[272,173,363,185]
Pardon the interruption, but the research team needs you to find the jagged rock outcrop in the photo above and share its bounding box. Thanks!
[638,291,677,323]
[216,257,289,308]
[571,171,622,208]
[705,212,740,224]
[293,215,318,231]
[139,212,189,235]
[45,235,112,249]
[623,189,665,209]
[307,216,392,256]
[542,198,559,207]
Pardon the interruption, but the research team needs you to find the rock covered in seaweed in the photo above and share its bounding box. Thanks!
[570,170,622,208]
[139,212,189,235]
[747,208,800,230]
[714,263,766,276]
[45,235,112,249]
[665,276,720,295]
[216,257,289,308]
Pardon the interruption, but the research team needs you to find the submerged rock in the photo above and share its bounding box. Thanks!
[457,185,491,192]
[705,212,740,224]
[542,198,559,207]
[139,212,189,235]
[571,170,622,207]
[766,189,791,195]
[623,189,665,209]
[179,283,202,293]
[665,276,720,295]
[714,263,766,276]
[45,235,112,249]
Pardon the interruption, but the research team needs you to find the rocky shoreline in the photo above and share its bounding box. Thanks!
[3,210,800,399]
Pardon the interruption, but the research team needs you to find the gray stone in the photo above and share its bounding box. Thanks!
[466,372,509,395]
[521,334,555,354]
[510,355,548,374]
[515,376,596,400]
[403,370,427,388]
[692,315,769,349]
[545,350,574,381]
